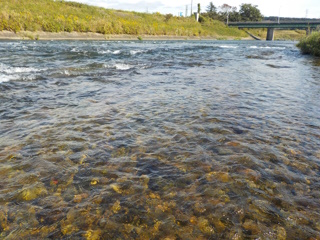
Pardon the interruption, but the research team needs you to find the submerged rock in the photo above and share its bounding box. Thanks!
[0,208,8,231]
[73,193,89,203]
[111,200,121,213]
[17,183,48,201]
[273,225,287,240]
[84,229,102,240]
[197,217,214,235]
[110,183,122,194]
[206,171,230,183]
[242,219,260,235]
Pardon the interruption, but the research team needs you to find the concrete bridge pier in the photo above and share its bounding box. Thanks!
[266,28,274,41]
[306,29,313,36]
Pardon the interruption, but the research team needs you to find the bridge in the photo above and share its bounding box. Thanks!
[228,21,320,40]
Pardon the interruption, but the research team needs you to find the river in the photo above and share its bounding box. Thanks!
[0,40,320,239]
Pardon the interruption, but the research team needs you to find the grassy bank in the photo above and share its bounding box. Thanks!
[297,32,320,56]
[0,0,247,39]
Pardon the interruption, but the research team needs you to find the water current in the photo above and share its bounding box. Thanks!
[0,40,320,239]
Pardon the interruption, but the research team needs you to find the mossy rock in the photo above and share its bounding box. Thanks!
[17,183,48,201]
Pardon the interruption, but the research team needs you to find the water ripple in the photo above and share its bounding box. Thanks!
[0,40,319,239]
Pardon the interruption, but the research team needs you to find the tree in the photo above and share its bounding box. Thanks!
[228,7,241,22]
[239,4,263,22]
[206,2,217,13]
[198,3,201,14]
[219,4,232,25]
[205,2,219,20]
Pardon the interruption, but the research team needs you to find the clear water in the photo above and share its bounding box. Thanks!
[0,40,320,239]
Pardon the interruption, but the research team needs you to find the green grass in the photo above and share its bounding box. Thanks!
[0,0,248,38]
[297,32,320,56]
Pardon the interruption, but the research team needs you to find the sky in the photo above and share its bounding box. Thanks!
[68,0,320,18]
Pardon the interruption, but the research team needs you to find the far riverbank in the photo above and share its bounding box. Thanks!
[0,31,254,41]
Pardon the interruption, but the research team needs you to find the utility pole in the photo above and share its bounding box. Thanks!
[191,0,193,16]
[278,6,281,24]
[186,5,188,17]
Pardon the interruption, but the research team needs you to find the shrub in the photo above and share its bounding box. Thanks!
[199,15,206,23]
[165,14,173,22]
[0,19,7,31]
[297,32,320,56]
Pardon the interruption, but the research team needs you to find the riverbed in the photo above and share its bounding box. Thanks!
[0,40,319,239]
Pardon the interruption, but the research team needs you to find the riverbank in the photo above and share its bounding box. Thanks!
[0,31,253,41]
[0,0,247,39]
[297,32,320,56]
[0,0,306,42]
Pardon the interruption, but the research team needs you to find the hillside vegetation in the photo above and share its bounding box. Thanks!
[297,32,320,56]
[0,0,248,38]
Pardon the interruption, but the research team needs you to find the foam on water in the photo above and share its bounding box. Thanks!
[114,63,132,70]
[219,45,238,49]
[0,63,45,83]
[98,50,111,54]
[0,63,44,74]
[130,50,147,55]
[249,46,286,50]
[103,63,133,70]
[0,74,15,83]
[98,50,121,55]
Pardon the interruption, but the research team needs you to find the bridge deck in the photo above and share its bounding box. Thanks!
[228,21,320,29]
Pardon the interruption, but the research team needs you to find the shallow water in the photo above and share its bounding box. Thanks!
[0,40,320,239]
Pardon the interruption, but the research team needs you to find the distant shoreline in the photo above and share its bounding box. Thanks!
[0,31,252,41]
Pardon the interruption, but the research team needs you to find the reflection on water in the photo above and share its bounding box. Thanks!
[0,40,320,239]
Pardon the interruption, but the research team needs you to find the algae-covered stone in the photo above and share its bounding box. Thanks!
[111,200,121,213]
[18,183,48,201]
[240,168,261,182]
[228,227,243,240]
[61,223,79,236]
[190,216,198,225]
[242,219,260,235]
[206,171,230,183]
[197,217,214,235]
[18,172,40,185]
[84,229,101,240]
[112,147,128,158]
[91,178,99,186]
[226,142,241,147]
[0,209,8,231]
[194,202,207,213]
[110,183,122,194]
[212,218,226,232]
[273,225,286,240]
[62,186,78,202]
[73,193,89,203]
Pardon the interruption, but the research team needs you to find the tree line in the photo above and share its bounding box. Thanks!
[200,2,263,23]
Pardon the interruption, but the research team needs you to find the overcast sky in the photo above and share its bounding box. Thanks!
[68,0,320,18]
